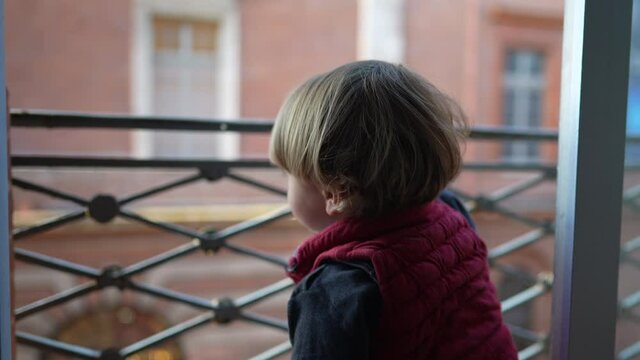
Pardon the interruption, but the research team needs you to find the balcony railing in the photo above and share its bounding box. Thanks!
[8,110,640,360]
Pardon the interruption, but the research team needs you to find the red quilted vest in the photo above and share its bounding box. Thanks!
[288,200,518,360]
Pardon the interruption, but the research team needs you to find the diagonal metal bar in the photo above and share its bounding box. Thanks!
[491,262,538,285]
[201,207,291,267]
[518,340,548,360]
[12,178,89,206]
[487,172,550,203]
[235,278,294,308]
[249,341,292,360]
[501,282,550,314]
[620,290,640,312]
[453,189,550,228]
[489,229,548,261]
[16,332,101,359]
[13,209,86,240]
[622,236,640,254]
[618,340,640,360]
[119,312,214,357]
[14,248,100,278]
[128,281,217,311]
[118,209,209,241]
[227,173,287,196]
[121,240,200,277]
[223,243,288,268]
[239,312,289,331]
[119,173,203,205]
[15,282,99,320]
[623,184,640,202]
[507,324,545,343]
[208,206,292,243]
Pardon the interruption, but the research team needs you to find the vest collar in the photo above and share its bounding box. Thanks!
[287,200,444,282]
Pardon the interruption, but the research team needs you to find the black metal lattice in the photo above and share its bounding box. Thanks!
[11,111,297,359]
[14,110,640,359]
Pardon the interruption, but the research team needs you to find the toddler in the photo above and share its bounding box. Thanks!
[270,60,517,360]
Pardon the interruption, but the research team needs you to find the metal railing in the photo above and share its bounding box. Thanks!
[12,110,295,359]
[9,109,640,359]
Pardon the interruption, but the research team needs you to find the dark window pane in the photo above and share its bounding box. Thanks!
[502,49,545,160]
[529,92,541,127]
[505,50,518,73]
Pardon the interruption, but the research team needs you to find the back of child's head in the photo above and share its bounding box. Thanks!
[270,60,467,218]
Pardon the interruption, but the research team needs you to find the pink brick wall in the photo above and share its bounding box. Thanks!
[239,0,358,156]
[6,0,132,156]
[6,1,570,358]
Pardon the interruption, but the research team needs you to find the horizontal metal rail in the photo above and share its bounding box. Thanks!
[15,109,640,144]
[10,109,274,132]
[12,156,273,169]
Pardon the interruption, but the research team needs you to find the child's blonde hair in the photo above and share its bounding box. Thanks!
[270,60,467,217]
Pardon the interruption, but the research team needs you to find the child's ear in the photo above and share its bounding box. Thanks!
[322,189,345,216]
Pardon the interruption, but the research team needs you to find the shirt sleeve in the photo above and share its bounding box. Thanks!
[288,261,383,360]
[440,189,476,229]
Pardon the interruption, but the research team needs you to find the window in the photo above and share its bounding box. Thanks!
[152,17,219,117]
[131,0,240,159]
[150,16,223,158]
[502,49,546,161]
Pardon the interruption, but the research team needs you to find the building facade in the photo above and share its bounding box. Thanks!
[7,1,571,359]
